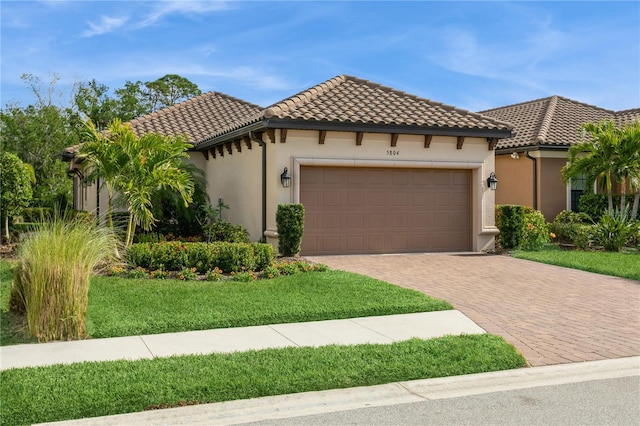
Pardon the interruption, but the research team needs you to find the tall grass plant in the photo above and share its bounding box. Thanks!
[10,216,118,342]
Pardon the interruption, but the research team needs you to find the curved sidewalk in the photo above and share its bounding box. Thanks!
[0,310,483,371]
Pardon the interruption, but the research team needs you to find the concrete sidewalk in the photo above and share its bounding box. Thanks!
[0,310,483,371]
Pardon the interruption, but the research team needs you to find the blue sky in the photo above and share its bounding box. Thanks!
[2,1,639,113]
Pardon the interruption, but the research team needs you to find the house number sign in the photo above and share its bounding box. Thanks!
[386,150,400,156]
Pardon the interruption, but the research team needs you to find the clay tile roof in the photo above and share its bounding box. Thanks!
[480,96,640,151]
[615,108,640,126]
[126,91,262,143]
[207,75,513,142]
[63,91,263,155]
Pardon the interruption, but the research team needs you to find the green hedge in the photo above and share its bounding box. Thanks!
[496,205,533,249]
[125,241,275,273]
[578,193,639,220]
[276,204,305,257]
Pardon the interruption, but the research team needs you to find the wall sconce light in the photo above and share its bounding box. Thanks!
[487,172,498,190]
[510,152,519,159]
[280,167,291,188]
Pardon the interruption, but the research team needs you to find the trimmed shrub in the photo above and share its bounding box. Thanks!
[124,244,153,269]
[261,264,281,279]
[572,224,595,250]
[253,244,276,271]
[276,204,305,257]
[149,241,189,271]
[496,205,529,249]
[204,220,250,243]
[216,242,255,273]
[124,241,276,274]
[520,211,550,251]
[549,210,593,244]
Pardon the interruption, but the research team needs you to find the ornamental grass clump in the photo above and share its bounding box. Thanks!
[10,217,118,342]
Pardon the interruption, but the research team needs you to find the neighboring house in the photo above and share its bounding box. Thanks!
[481,96,640,221]
[65,75,513,255]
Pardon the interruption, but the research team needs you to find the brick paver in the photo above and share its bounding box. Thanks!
[310,253,640,367]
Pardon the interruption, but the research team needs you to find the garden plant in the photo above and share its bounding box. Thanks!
[10,215,118,342]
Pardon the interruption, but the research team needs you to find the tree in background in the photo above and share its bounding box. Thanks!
[2,72,202,212]
[75,74,202,125]
[0,74,77,209]
[80,119,195,246]
[73,79,119,130]
[0,152,33,241]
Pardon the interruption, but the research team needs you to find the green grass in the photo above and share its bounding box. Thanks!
[0,334,526,426]
[1,264,451,344]
[0,260,36,346]
[86,271,451,338]
[512,245,640,280]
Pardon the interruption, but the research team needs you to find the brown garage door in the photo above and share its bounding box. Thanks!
[300,166,470,255]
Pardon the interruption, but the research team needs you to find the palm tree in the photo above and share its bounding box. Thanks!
[562,120,621,212]
[618,120,640,217]
[79,119,195,246]
[77,120,128,229]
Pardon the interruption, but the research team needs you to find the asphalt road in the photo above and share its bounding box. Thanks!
[244,377,640,426]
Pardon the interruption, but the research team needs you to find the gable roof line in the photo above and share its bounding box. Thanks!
[127,91,263,130]
[535,95,558,143]
[263,75,347,118]
[197,75,513,147]
[480,94,615,115]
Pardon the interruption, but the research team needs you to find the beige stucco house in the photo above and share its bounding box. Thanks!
[481,96,640,221]
[65,75,514,255]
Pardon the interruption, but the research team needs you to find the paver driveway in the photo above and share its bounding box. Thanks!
[310,253,640,367]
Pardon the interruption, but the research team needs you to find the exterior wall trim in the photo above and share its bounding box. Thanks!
[291,157,498,249]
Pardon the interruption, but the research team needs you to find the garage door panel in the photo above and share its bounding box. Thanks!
[321,169,343,184]
[322,191,341,206]
[347,169,367,184]
[322,214,341,228]
[391,213,408,227]
[346,191,364,206]
[392,171,409,185]
[433,171,451,185]
[367,235,386,251]
[301,166,470,255]
[369,192,386,206]
[453,171,468,185]
[392,192,408,206]
[320,236,341,252]
[347,214,364,228]
[369,213,385,228]
[300,189,317,203]
[346,236,364,251]
[369,170,388,184]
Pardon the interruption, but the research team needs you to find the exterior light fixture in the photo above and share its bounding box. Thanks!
[487,172,498,190]
[280,167,291,188]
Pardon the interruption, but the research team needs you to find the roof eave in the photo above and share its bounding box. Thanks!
[264,118,513,139]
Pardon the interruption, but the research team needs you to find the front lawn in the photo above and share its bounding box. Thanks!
[0,334,526,425]
[512,245,640,280]
[0,261,451,344]
[87,271,451,338]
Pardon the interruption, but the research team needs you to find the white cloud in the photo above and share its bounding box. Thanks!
[135,0,231,29]
[82,15,128,37]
